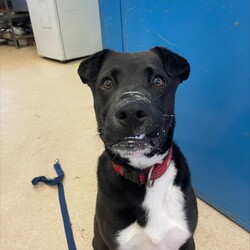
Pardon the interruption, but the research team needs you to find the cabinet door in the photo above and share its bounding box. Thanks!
[99,0,249,231]
[55,0,102,59]
[26,0,65,60]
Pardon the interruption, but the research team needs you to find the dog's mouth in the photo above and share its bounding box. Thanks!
[110,130,164,155]
[105,114,174,159]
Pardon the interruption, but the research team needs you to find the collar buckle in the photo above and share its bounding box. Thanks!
[123,167,146,185]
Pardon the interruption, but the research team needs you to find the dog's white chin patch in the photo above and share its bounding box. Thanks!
[115,148,168,169]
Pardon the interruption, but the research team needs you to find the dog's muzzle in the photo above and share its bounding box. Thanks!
[103,91,173,157]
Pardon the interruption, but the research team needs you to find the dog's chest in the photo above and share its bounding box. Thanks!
[116,162,191,250]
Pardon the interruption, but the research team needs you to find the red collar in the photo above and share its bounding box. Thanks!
[112,147,173,187]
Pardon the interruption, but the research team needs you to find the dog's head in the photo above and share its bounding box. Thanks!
[78,47,190,168]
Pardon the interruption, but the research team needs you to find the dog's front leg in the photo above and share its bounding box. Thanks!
[92,216,110,250]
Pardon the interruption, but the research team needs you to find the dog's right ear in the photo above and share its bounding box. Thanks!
[78,49,111,85]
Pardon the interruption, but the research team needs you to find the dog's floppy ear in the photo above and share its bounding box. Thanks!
[152,46,190,83]
[78,49,111,85]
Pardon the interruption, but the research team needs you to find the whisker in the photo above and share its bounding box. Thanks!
[111,152,119,162]
[175,104,187,112]
[151,94,163,101]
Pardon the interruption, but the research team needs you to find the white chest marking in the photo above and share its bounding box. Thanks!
[116,162,191,250]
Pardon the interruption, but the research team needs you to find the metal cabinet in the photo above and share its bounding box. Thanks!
[99,0,249,231]
[2,0,33,47]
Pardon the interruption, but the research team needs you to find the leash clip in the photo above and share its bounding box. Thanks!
[54,158,60,164]
[147,166,155,188]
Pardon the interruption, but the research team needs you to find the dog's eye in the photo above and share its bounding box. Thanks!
[102,78,114,89]
[152,76,165,87]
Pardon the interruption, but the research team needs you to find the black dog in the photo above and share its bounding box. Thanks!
[78,47,198,250]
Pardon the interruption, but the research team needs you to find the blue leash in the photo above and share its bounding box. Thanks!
[32,160,77,250]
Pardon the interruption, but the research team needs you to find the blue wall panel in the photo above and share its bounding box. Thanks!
[98,0,124,51]
[99,0,249,231]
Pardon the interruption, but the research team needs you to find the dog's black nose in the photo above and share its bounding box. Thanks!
[115,103,149,127]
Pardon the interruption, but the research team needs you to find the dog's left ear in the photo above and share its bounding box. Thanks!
[151,46,190,83]
[78,49,112,85]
